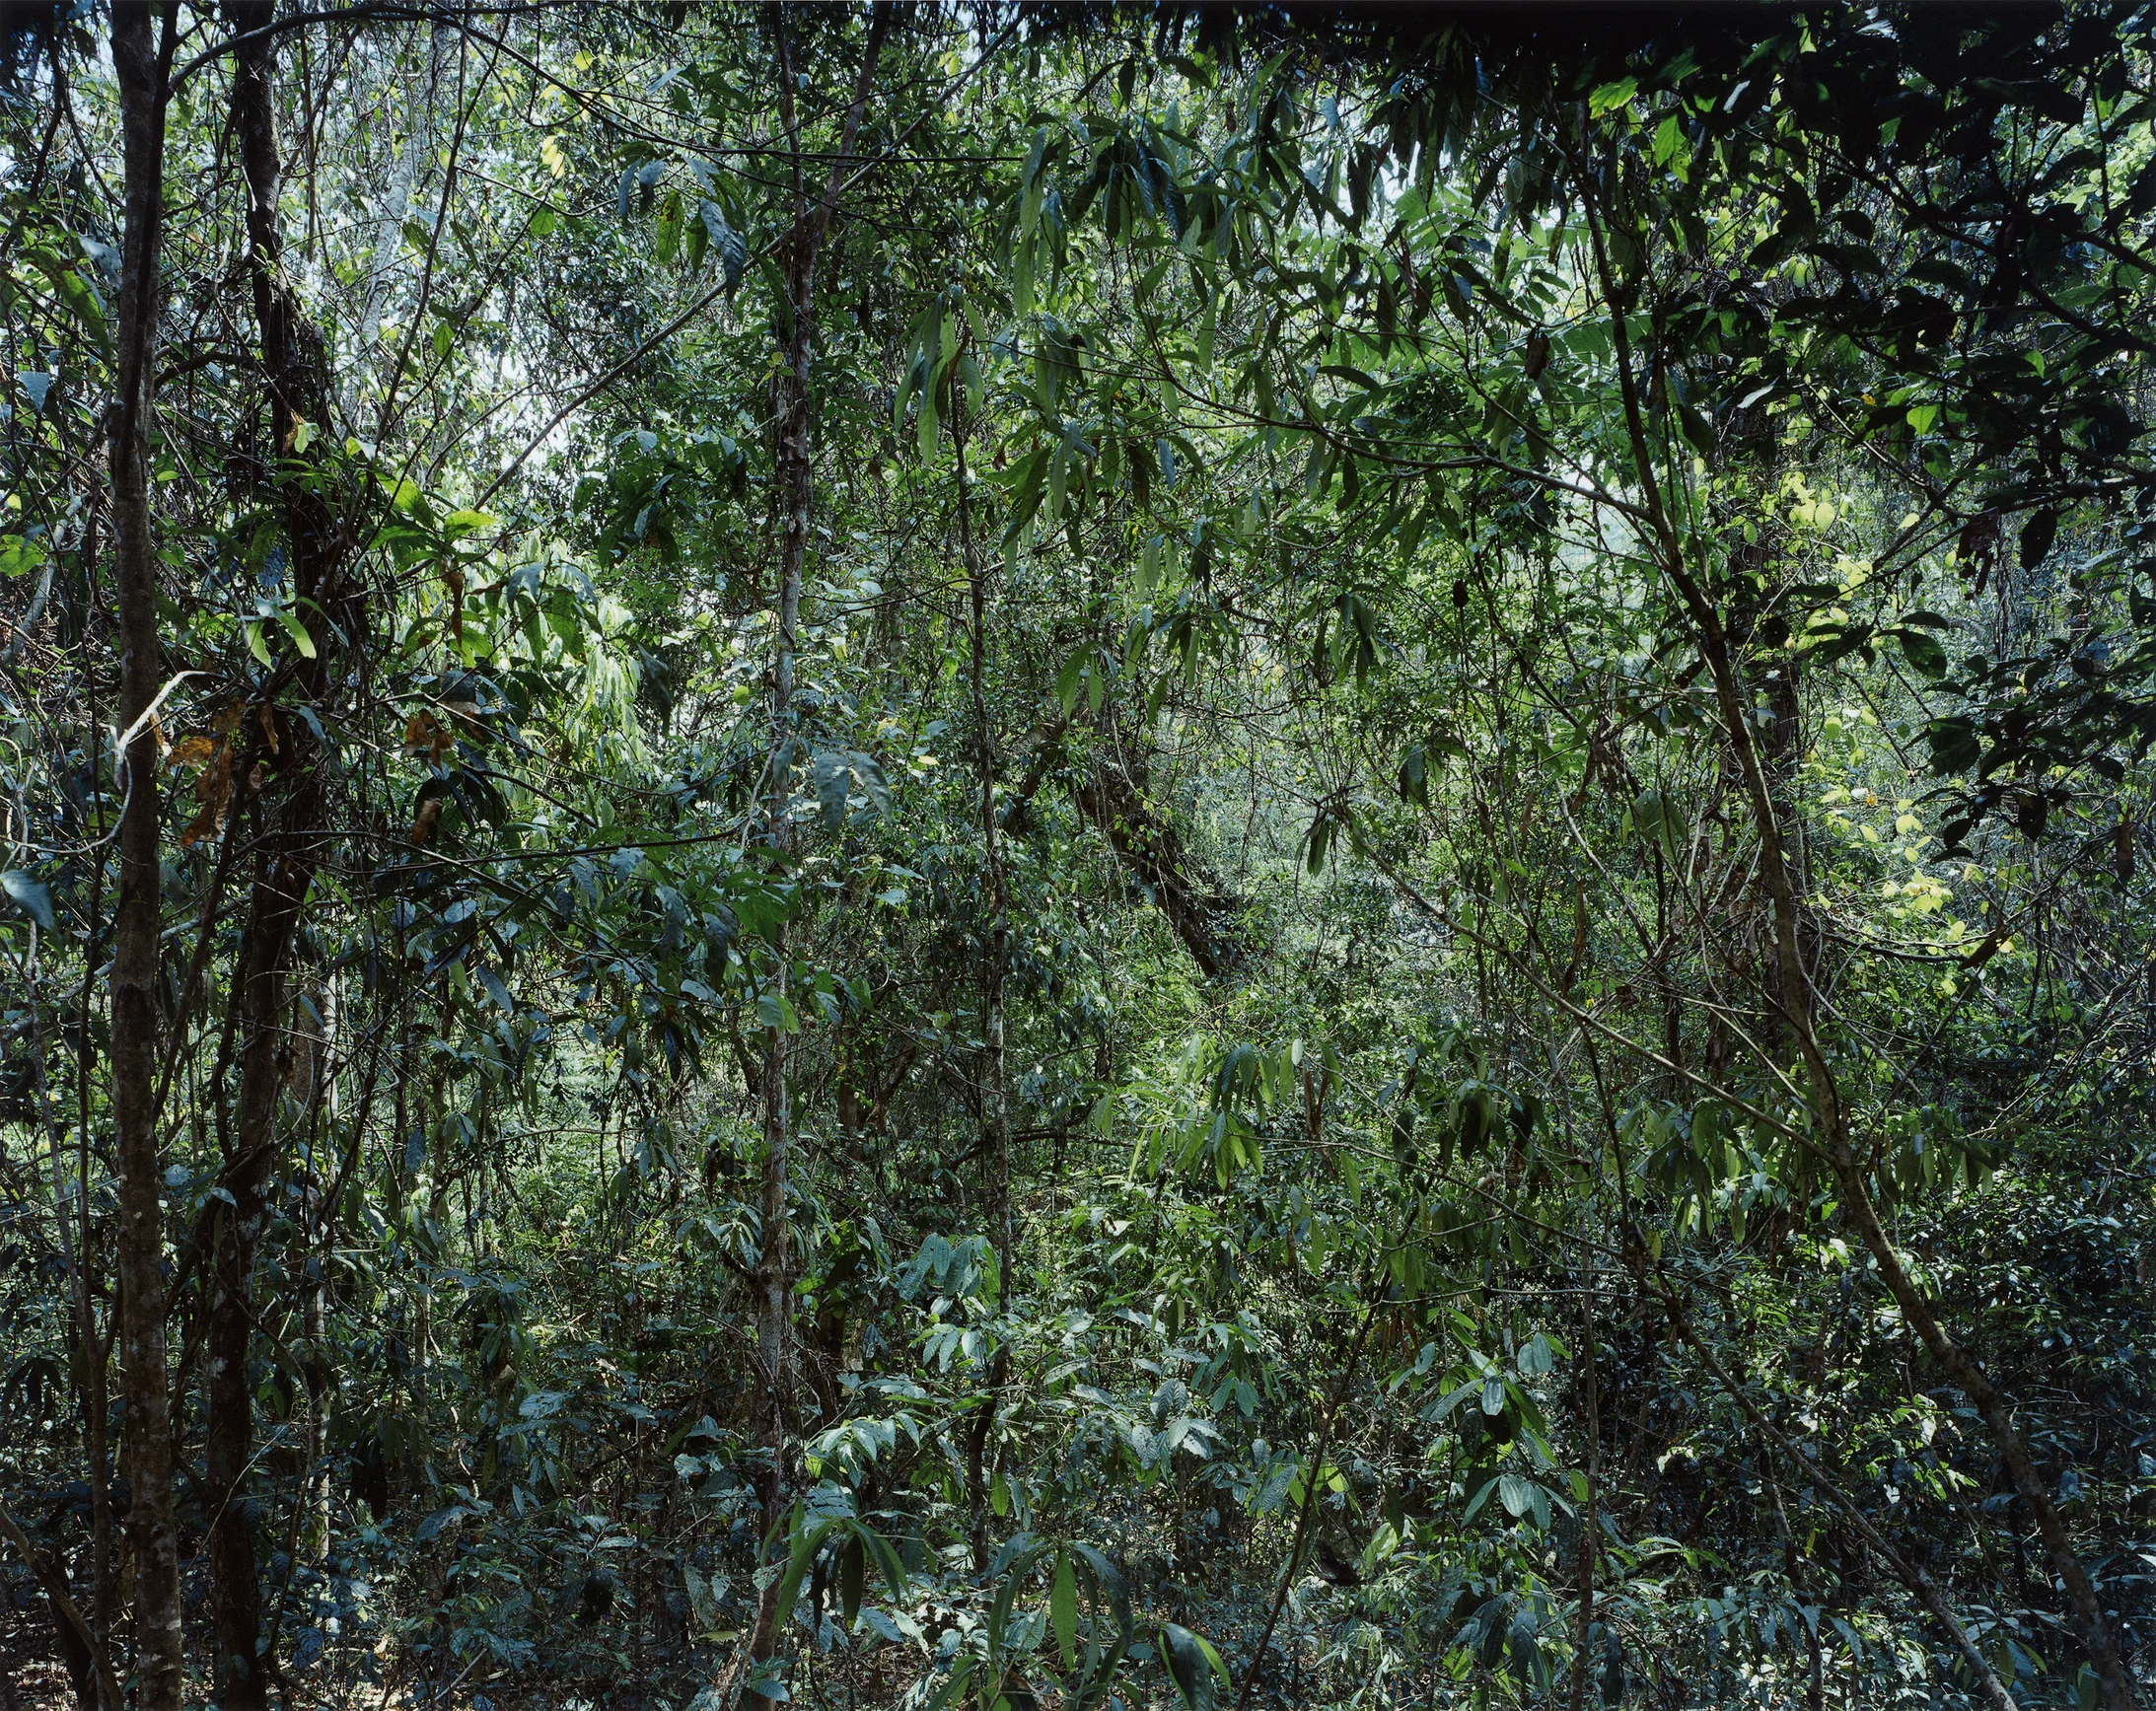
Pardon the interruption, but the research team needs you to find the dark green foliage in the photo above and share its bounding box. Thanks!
[1,7,2153,1711]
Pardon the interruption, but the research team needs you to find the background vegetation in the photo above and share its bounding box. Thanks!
[2,4,2154,1708]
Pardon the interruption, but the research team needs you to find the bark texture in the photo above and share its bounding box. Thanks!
[108,9,182,1709]
[206,11,351,1703]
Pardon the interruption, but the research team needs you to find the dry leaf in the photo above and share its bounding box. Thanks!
[444,563,465,646]
[180,742,234,847]
[403,710,456,759]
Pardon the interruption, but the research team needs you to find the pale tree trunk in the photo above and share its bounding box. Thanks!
[1566,1244,1599,1711]
[955,419,1013,1573]
[745,10,888,1704]
[108,8,182,1709]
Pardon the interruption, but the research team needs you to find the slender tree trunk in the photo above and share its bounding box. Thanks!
[955,420,1013,1572]
[26,984,112,1711]
[108,9,182,1710]
[77,719,113,1654]
[746,12,888,1703]
[348,17,448,425]
[1567,1250,1600,1711]
[303,1280,330,1561]
[206,12,349,1703]
[1576,125,2138,1711]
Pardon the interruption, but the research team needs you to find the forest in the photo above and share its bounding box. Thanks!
[1,2,2153,1708]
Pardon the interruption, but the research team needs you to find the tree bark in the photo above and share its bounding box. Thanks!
[745,10,888,1703]
[954,418,1014,1574]
[107,9,183,1710]
[206,11,350,1704]
[1566,1252,1600,1711]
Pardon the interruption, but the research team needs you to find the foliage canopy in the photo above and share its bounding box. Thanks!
[2,5,2155,1710]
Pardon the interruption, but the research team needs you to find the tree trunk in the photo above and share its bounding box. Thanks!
[955,419,1013,1574]
[108,9,182,1710]
[746,11,888,1703]
[206,11,350,1703]
[1566,1251,1600,1711]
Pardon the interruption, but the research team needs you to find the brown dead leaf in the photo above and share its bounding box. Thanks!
[410,796,444,846]
[403,710,456,759]
[180,742,234,847]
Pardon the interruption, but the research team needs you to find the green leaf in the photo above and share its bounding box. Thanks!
[1051,1548,1077,1669]
[1158,1622,1228,1711]
[1498,1472,1536,1518]
[1652,113,1687,168]
[756,990,800,1034]
[1304,810,1333,874]
[276,609,317,659]
[1398,743,1428,805]
[1054,646,1088,715]
[814,748,890,830]
[1691,1100,1720,1160]
[1897,627,1948,677]
[702,201,748,292]
[1,870,55,931]
[769,1502,825,1642]
[246,620,272,666]
[0,534,46,578]
[1631,787,1682,855]
[838,1533,865,1623]
[475,963,515,1013]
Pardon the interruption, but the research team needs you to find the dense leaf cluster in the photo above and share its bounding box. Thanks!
[0,6,2153,1711]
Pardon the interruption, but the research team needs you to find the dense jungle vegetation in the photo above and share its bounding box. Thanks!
[3,3,2156,1708]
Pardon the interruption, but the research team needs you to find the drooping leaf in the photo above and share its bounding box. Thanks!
[1,870,54,931]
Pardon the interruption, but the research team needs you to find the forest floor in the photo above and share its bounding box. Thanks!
[0,1598,71,1711]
